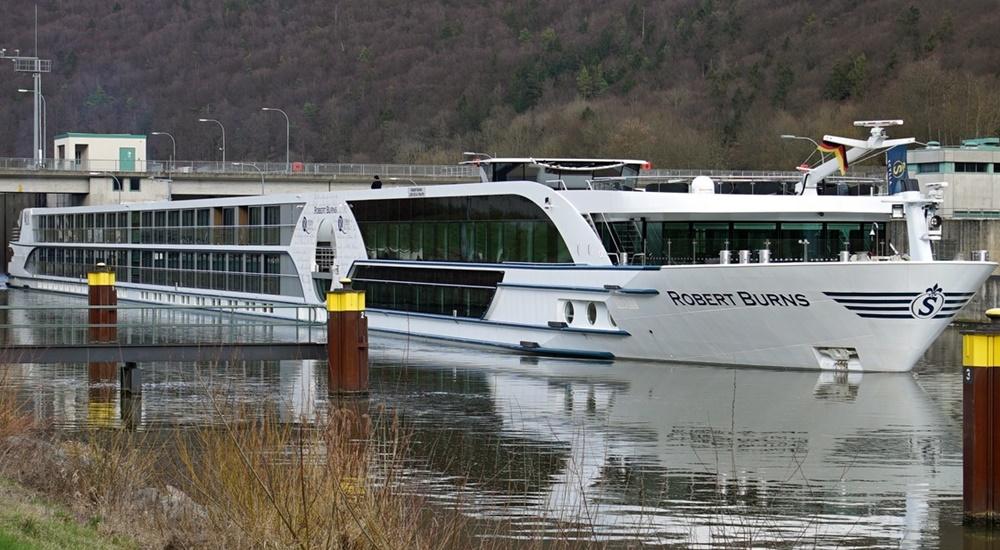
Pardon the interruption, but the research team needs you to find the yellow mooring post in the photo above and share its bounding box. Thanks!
[86,263,117,344]
[326,278,369,395]
[962,308,1000,524]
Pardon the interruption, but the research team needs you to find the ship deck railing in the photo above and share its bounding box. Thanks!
[582,175,886,195]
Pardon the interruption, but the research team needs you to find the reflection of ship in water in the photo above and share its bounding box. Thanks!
[1,328,960,547]
[0,288,318,349]
[372,337,957,547]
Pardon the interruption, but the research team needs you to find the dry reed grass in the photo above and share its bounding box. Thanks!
[0,369,620,549]
[172,397,466,549]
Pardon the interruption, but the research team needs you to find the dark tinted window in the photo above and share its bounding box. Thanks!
[350,195,571,263]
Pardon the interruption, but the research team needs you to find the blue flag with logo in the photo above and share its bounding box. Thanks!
[886,145,908,195]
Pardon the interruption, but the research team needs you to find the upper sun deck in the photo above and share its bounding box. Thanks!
[461,156,649,189]
[459,155,883,196]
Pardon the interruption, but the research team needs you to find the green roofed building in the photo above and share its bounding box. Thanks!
[53,133,147,173]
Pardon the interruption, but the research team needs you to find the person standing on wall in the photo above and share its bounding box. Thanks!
[371,175,382,189]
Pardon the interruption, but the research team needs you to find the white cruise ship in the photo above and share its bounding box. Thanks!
[7,121,994,371]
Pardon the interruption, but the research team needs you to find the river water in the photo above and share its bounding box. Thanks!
[0,289,983,548]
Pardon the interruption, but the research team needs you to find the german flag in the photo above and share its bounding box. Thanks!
[818,140,849,175]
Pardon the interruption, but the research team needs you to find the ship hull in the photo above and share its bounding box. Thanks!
[363,260,995,372]
[10,260,994,372]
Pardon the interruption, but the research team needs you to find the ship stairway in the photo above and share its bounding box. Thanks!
[596,214,646,265]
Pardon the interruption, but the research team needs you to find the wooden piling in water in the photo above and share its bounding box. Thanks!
[962,309,1000,524]
[326,280,369,395]
[87,267,117,343]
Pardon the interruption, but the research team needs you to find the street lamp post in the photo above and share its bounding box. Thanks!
[197,118,225,165]
[232,162,265,195]
[3,49,51,166]
[17,88,45,161]
[150,131,176,173]
[91,171,123,204]
[261,107,290,172]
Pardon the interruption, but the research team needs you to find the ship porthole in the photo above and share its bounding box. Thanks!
[587,302,597,325]
[564,301,575,324]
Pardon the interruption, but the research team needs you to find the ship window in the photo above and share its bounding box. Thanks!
[564,301,575,324]
[350,264,502,319]
[587,302,597,325]
[349,195,570,263]
[264,206,280,225]
[692,223,730,262]
[731,223,776,252]
[778,222,822,260]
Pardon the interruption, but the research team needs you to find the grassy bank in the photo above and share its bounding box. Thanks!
[0,477,134,549]
[0,394,527,549]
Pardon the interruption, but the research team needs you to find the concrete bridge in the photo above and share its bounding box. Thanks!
[0,157,479,204]
[0,156,886,205]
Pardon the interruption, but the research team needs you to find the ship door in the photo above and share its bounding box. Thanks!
[311,218,338,301]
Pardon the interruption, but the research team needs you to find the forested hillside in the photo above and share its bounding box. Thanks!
[2,0,999,169]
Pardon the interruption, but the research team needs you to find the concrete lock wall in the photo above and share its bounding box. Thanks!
[84,176,170,205]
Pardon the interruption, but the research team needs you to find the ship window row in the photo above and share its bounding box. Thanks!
[352,264,504,288]
[360,221,572,263]
[355,281,496,319]
[597,221,881,264]
[28,248,300,297]
[349,195,551,223]
[33,205,295,246]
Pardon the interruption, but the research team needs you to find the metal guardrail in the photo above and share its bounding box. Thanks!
[0,156,885,181]
[0,157,480,179]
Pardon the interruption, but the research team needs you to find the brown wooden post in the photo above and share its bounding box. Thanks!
[326,279,368,395]
[87,266,117,344]
[962,309,1000,524]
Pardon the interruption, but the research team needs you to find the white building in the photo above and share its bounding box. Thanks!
[53,133,147,172]
[908,138,1000,218]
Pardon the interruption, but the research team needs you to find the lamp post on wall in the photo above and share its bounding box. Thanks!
[90,171,123,204]
[150,131,176,173]
[17,88,45,161]
[197,118,225,165]
[232,162,264,195]
[261,107,289,172]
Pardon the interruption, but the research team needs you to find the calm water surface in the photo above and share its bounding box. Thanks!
[0,289,980,548]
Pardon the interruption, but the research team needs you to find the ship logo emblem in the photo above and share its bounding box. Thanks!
[825,285,971,320]
[910,284,945,319]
